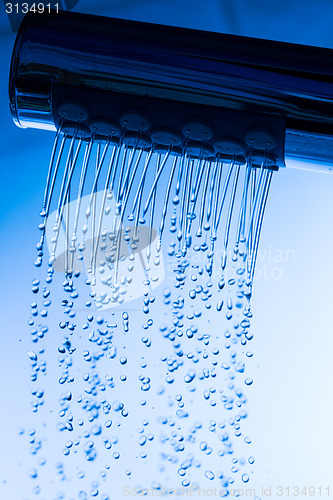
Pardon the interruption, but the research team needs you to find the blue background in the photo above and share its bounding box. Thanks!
[1,1,333,498]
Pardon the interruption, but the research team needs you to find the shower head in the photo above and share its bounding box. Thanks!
[13,8,330,300]
[9,9,333,172]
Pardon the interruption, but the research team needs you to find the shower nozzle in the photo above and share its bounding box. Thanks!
[9,10,333,171]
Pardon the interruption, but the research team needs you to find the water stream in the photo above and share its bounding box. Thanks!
[24,130,273,499]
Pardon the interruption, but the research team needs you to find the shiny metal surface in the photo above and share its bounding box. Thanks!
[285,129,333,173]
[9,10,333,170]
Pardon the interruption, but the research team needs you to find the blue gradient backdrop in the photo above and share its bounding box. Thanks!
[1,1,333,499]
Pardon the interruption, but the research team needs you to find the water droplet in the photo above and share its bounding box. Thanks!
[91,425,102,436]
[28,468,38,479]
[28,351,37,361]
[205,470,215,480]
[139,436,147,446]
[85,448,97,461]
[184,371,195,383]
[166,375,174,384]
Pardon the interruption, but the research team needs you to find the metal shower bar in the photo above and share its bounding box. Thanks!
[9,9,333,171]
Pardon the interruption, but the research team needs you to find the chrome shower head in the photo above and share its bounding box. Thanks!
[9,9,333,172]
[8,9,333,299]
